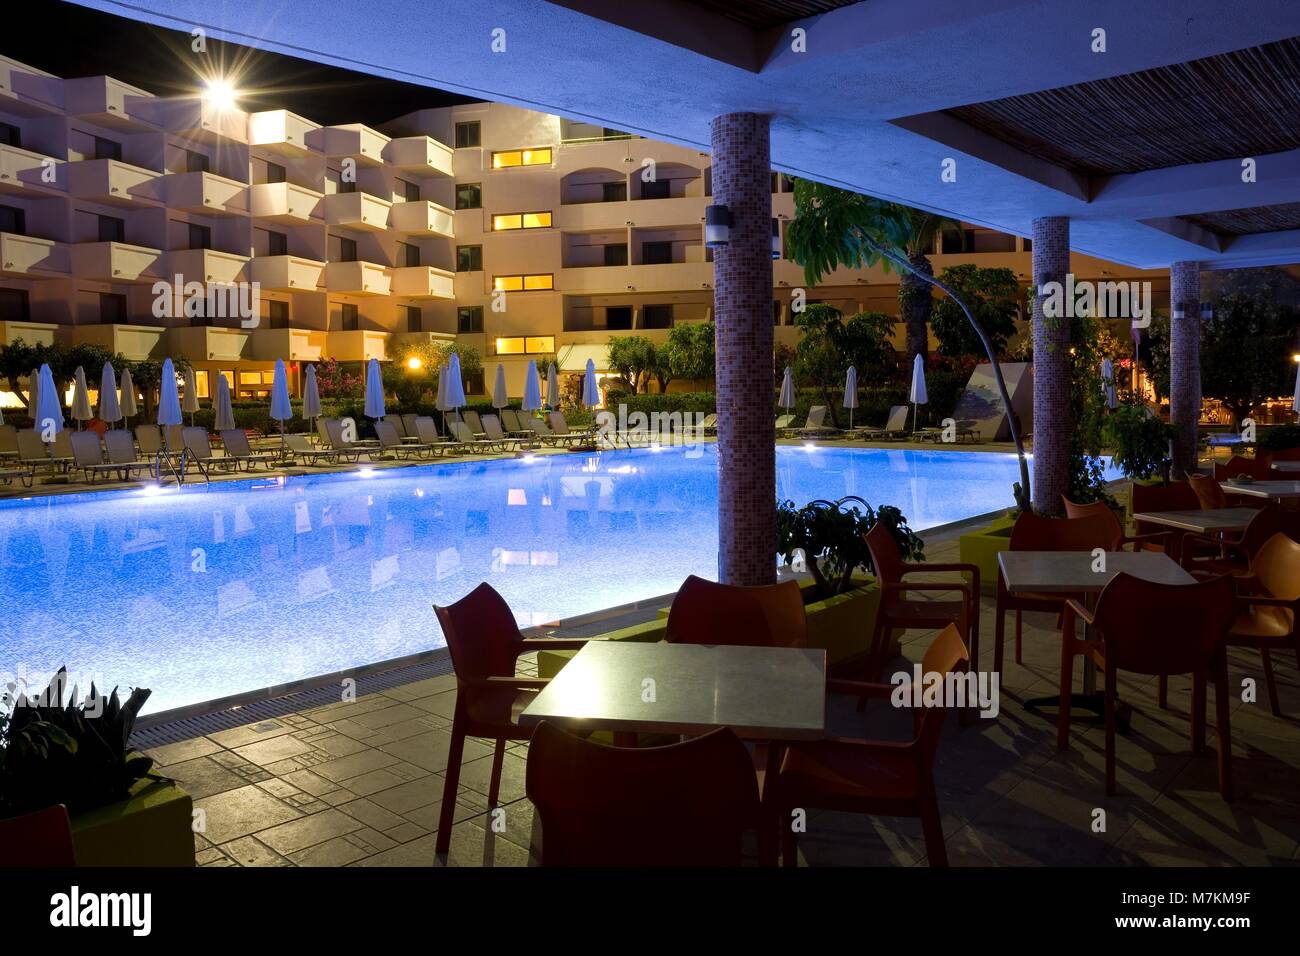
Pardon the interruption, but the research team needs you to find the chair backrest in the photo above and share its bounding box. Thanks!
[805,405,827,428]
[402,413,420,436]
[53,431,72,459]
[500,408,519,432]
[414,416,440,443]
[164,424,183,452]
[324,419,349,449]
[0,804,76,866]
[450,421,476,444]
[525,721,760,866]
[701,413,717,427]
[16,429,48,463]
[665,574,807,647]
[775,414,794,430]
[182,427,212,459]
[528,416,551,436]
[1188,473,1227,510]
[315,417,333,442]
[885,405,909,432]
[914,624,971,766]
[374,420,400,449]
[482,415,506,440]
[862,520,907,584]
[104,429,137,464]
[0,424,16,453]
[69,430,103,467]
[433,581,525,682]
[1093,572,1235,676]
[1009,509,1119,552]
[221,429,253,457]
[1214,455,1271,481]
[463,410,483,434]
[1062,499,1125,546]
[1130,479,1201,538]
[1239,505,1300,559]
[389,416,408,437]
[135,424,162,455]
[1250,533,1300,606]
[283,433,311,452]
[548,410,569,434]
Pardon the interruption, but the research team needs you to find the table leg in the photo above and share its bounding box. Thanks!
[1023,593,1132,732]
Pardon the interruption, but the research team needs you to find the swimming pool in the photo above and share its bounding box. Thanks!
[0,446,1116,714]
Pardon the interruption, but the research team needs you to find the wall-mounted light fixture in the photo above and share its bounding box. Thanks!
[704,204,731,248]
[1200,301,1214,320]
[771,218,781,260]
[1172,308,1185,319]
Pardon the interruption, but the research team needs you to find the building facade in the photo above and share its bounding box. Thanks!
[0,54,1164,405]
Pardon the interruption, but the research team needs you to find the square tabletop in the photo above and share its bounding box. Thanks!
[519,641,827,741]
[1220,480,1300,499]
[1131,507,1260,534]
[1268,461,1300,473]
[998,549,1195,594]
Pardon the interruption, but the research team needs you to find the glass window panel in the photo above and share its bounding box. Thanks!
[523,274,553,290]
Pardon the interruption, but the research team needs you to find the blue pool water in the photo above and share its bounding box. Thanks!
[0,446,1116,714]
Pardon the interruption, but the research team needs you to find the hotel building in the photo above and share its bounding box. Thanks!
[0,54,1161,403]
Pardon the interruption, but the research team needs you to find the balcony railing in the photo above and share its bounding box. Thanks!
[389,265,455,299]
[383,136,453,176]
[325,260,390,296]
[247,110,320,155]
[66,158,159,205]
[166,248,249,285]
[324,191,391,231]
[71,241,163,283]
[249,181,323,223]
[246,255,325,292]
[163,170,247,216]
[389,199,454,237]
[1,233,70,278]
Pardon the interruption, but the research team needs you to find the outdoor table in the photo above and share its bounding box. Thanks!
[1218,480,1300,502]
[997,550,1195,725]
[1131,507,1259,535]
[1268,461,1300,474]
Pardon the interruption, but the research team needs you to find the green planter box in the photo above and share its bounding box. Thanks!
[959,512,1016,595]
[71,775,196,867]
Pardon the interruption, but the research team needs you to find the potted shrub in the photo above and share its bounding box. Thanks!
[1104,403,1174,484]
[0,668,195,866]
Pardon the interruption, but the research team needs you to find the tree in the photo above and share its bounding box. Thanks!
[930,265,1022,359]
[0,339,48,409]
[660,322,715,384]
[793,304,894,426]
[128,355,191,420]
[605,336,659,394]
[894,209,964,362]
[786,178,1032,511]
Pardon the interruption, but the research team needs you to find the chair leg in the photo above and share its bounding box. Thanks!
[1214,657,1234,802]
[486,738,506,808]
[967,594,981,674]
[918,784,948,867]
[1014,610,1023,665]
[993,598,1006,680]
[435,702,467,855]
[1158,674,1168,709]
[1191,670,1207,754]
[859,616,889,711]
[1104,661,1118,797]
[1261,648,1281,717]
[1057,629,1074,750]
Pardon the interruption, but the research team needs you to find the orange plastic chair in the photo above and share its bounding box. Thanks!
[1180,505,1300,577]
[993,510,1116,679]
[665,574,807,647]
[1063,498,1170,553]
[1214,456,1273,482]
[1057,573,1235,798]
[766,625,970,867]
[525,721,761,865]
[1189,473,1228,510]
[862,520,979,674]
[0,804,76,866]
[432,582,591,854]
[1227,533,1300,717]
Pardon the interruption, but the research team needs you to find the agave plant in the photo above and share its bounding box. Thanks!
[776,496,925,598]
[0,667,154,816]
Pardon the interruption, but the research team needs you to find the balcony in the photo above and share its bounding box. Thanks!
[324,260,390,296]
[246,255,324,292]
[167,326,251,363]
[63,75,156,131]
[70,323,166,362]
[248,327,329,362]
[0,144,63,196]
[247,110,320,156]
[323,191,391,231]
[71,241,163,283]
[389,199,454,238]
[326,329,390,362]
[389,265,454,299]
[0,57,64,116]
[142,97,248,144]
[249,181,323,224]
[1,234,70,279]
[163,171,247,216]
[309,125,388,166]
[0,319,59,347]
[558,194,704,232]
[561,261,713,294]
[66,158,159,206]
[167,248,249,285]
[383,136,453,176]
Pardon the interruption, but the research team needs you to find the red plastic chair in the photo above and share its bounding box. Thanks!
[1063,498,1170,552]
[1180,504,1300,576]
[1058,573,1235,798]
[1130,480,1203,560]
[1189,473,1229,510]
[0,804,76,866]
[525,721,761,865]
[767,625,970,867]
[1214,455,1274,482]
[665,574,807,647]
[432,582,591,855]
[993,510,1116,679]
[1227,533,1300,717]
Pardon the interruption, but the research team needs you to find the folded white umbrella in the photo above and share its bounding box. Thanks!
[35,363,63,436]
[363,357,385,420]
[118,367,137,425]
[302,364,322,426]
[28,367,40,422]
[843,366,858,430]
[546,362,559,408]
[269,359,293,442]
[779,366,795,411]
[491,363,508,409]
[522,360,542,412]
[214,374,236,432]
[71,366,93,428]
[182,365,200,423]
[98,362,122,427]
[1100,358,1118,410]
[445,353,467,422]
[909,353,928,433]
[435,363,449,412]
[582,358,600,408]
[157,358,183,428]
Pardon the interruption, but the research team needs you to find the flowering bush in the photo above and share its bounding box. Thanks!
[313,358,362,398]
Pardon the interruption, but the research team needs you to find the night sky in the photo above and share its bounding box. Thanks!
[3,1,478,125]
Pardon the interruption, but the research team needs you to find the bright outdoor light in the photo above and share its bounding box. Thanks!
[204,78,238,110]
[406,356,422,370]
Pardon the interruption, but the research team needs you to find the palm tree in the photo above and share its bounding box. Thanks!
[895,209,964,362]
[786,180,1031,512]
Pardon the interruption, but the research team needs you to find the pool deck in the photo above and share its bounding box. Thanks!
[140,522,1300,868]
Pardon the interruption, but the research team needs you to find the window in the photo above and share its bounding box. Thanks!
[491,211,551,231]
[264,161,287,184]
[640,179,670,200]
[456,245,483,272]
[94,136,122,161]
[642,241,673,265]
[643,304,673,329]
[398,179,420,202]
[606,306,632,330]
[99,292,127,324]
[186,222,212,250]
[455,183,482,210]
[491,147,552,169]
[773,300,784,326]
[185,149,209,173]
[603,244,628,267]
[602,181,627,203]
[0,288,29,322]
[339,303,359,331]
[331,235,358,263]
[265,229,288,257]
[265,299,290,329]
[1022,237,1032,252]
[457,305,484,333]
[0,122,20,148]
[396,242,420,268]
[97,215,125,244]
[494,335,555,355]
[454,121,481,148]
[493,274,553,291]
[0,204,26,235]
[402,305,422,333]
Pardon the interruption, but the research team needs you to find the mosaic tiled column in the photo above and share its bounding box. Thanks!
[1169,261,1202,476]
[1031,216,1071,515]
[711,113,775,585]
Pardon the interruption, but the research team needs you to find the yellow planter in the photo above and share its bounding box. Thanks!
[71,773,195,867]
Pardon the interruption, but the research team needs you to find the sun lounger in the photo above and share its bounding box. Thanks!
[401,413,421,439]
[375,420,439,458]
[791,405,840,438]
[0,465,33,487]
[53,431,75,465]
[280,433,337,465]
[856,405,910,441]
[135,425,163,456]
[774,413,795,435]
[526,416,567,447]
[482,414,524,451]
[548,411,594,444]
[182,427,239,473]
[413,416,464,455]
[17,429,70,473]
[460,410,486,438]
[323,419,376,462]
[220,430,280,470]
[0,424,18,459]
[699,413,717,436]
[101,429,156,480]
[450,420,513,453]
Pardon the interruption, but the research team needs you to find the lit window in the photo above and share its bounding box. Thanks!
[491,211,551,231]
[495,337,525,355]
[493,275,523,292]
[524,336,555,353]
[523,274,553,290]
[493,274,553,292]
[492,147,552,169]
[495,336,554,355]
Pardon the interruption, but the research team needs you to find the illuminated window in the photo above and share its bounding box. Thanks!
[491,147,552,169]
[495,337,525,355]
[193,370,210,399]
[491,211,551,231]
[525,336,555,353]
[493,274,553,292]
[494,336,555,355]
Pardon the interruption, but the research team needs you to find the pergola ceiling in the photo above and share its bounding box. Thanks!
[948,37,1300,178]
[1184,203,1300,238]
[678,0,864,30]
